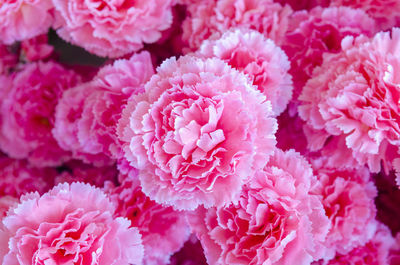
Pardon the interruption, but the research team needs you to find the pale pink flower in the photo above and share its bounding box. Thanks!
[283,6,376,104]
[55,160,118,188]
[53,52,154,165]
[298,29,400,173]
[198,29,293,116]
[310,158,378,256]
[314,223,395,265]
[0,0,54,44]
[181,0,293,52]
[0,182,144,265]
[52,82,111,166]
[0,61,80,167]
[0,157,56,197]
[52,0,175,57]
[20,34,53,61]
[330,0,400,31]
[118,56,277,210]
[188,149,330,265]
[106,173,190,265]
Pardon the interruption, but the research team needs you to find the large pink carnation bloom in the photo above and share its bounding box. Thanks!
[0,61,80,167]
[106,173,190,265]
[181,0,293,52]
[0,0,54,44]
[53,52,154,165]
[299,29,400,173]
[329,0,400,31]
[188,149,330,265]
[118,56,277,210]
[310,158,378,256]
[52,0,174,57]
[314,223,395,265]
[0,182,144,265]
[198,29,293,116]
[0,157,57,197]
[283,6,376,104]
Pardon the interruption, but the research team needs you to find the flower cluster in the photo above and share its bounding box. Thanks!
[1,1,400,265]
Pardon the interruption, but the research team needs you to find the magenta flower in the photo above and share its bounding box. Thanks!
[0,62,80,167]
[0,157,57,197]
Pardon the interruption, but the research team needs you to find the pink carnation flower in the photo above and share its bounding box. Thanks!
[118,56,277,210]
[106,173,190,265]
[283,6,376,104]
[181,0,293,52]
[52,82,111,166]
[310,158,378,256]
[188,149,330,265]
[0,182,144,265]
[55,160,118,188]
[0,61,80,167]
[330,0,400,31]
[0,157,56,197]
[314,223,395,265]
[52,0,175,57]
[298,29,400,173]
[53,52,154,165]
[0,0,54,44]
[198,29,293,116]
